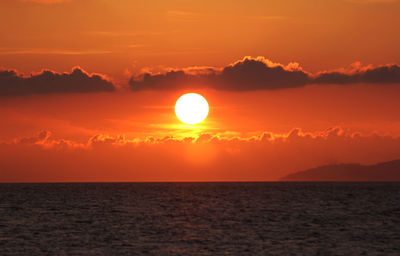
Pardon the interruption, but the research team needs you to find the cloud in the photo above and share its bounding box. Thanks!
[314,64,400,84]
[15,130,51,144]
[0,67,115,96]
[0,49,112,55]
[2,127,400,182]
[129,56,400,91]
[347,0,399,3]
[129,56,311,91]
[1,57,399,96]
[19,0,71,4]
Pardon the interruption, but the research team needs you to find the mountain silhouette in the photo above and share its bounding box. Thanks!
[281,159,400,181]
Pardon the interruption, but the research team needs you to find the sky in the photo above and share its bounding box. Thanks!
[1,0,400,182]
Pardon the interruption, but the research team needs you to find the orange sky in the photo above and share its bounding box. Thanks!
[1,0,400,77]
[1,0,400,182]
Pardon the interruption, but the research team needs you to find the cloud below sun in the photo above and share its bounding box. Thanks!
[1,127,400,182]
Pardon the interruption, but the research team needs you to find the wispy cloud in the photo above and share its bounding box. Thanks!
[84,30,165,37]
[166,10,202,21]
[0,49,112,55]
[128,44,147,49]
[19,0,71,4]
[245,15,289,20]
[346,0,399,3]
[166,10,289,22]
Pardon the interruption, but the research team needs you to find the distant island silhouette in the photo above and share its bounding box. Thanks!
[281,159,400,181]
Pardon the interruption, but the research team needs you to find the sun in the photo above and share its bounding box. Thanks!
[175,93,209,125]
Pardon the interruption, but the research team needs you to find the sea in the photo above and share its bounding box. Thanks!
[0,182,399,255]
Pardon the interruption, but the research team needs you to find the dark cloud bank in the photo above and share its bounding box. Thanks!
[0,67,115,96]
[1,57,399,96]
[130,57,400,91]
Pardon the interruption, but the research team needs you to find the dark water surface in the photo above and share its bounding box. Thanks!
[1,182,400,255]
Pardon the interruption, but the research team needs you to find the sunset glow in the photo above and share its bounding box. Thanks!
[2,1,400,255]
[0,0,399,182]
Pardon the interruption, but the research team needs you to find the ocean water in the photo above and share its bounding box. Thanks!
[0,182,400,255]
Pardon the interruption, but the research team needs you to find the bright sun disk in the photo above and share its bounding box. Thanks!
[175,93,209,125]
